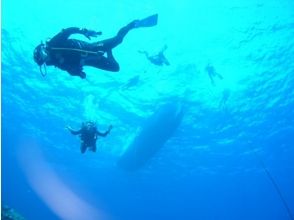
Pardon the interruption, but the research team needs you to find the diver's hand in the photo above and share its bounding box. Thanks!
[82,29,102,40]
[65,126,72,131]
[79,71,86,79]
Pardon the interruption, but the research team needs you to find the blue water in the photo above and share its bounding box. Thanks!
[2,0,294,219]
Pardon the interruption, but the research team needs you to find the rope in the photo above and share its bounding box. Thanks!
[251,147,294,220]
[50,47,104,56]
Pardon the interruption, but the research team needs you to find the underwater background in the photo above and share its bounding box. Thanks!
[2,0,294,219]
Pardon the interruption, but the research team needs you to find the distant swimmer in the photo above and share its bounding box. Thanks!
[205,63,223,86]
[121,75,141,90]
[66,121,112,154]
[219,89,231,109]
[138,45,170,66]
[33,14,158,78]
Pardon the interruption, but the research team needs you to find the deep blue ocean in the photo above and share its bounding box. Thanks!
[2,0,294,219]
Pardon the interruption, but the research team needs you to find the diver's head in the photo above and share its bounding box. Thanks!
[85,121,96,128]
[33,43,48,66]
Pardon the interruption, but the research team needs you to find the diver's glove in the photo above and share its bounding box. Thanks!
[81,28,102,40]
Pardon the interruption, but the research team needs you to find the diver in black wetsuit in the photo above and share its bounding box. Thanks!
[205,63,224,86]
[33,14,158,79]
[121,75,141,90]
[138,45,170,66]
[66,121,112,154]
[219,89,230,109]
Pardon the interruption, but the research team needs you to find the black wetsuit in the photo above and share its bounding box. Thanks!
[139,47,170,66]
[45,22,136,78]
[69,124,110,154]
[206,64,223,86]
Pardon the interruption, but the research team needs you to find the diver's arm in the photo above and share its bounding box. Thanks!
[49,27,102,44]
[50,28,84,43]
[66,126,81,135]
[138,50,149,58]
[97,125,113,137]
[163,56,170,66]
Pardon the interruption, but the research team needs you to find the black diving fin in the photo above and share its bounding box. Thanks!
[136,14,158,28]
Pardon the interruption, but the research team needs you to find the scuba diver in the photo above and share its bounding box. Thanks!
[138,44,170,66]
[33,14,158,79]
[121,75,141,90]
[66,121,113,154]
[205,63,224,86]
[219,89,231,109]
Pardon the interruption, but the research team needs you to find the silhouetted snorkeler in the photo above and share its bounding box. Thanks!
[138,45,170,66]
[66,121,112,154]
[33,14,158,79]
[205,63,223,86]
[121,75,141,90]
[219,89,231,109]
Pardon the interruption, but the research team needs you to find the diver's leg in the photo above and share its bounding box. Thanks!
[92,144,97,152]
[88,143,97,152]
[94,21,137,51]
[209,74,215,86]
[84,50,119,72]
[216,72,224,80]
[159,53,170,66]
[162,45,168,52]
[80,143,87,154]
[163,57,170,66]
[219,98,224,108]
